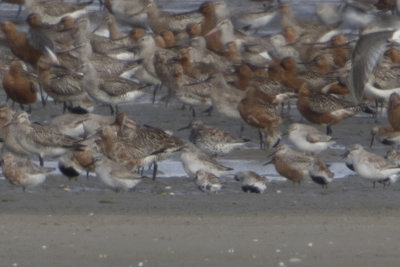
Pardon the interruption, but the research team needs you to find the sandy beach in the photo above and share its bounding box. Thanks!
[1,97,400,267]
[1,0,400,266]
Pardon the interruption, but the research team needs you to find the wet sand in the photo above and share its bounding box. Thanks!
[1,98,400,267]
[2,177,400,267]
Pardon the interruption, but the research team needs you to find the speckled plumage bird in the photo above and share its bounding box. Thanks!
[297,84,374,135]
[345,144,400,187]
[234,171,267,193]
[8,111,85,166]
[94,155,142,192]
[180,119,249,156]
[0,152,55,191]
[194,170,222,193]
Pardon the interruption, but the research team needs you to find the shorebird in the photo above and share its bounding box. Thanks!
[374,0,397,13]
[272,144,332,186]
[385,149,400,166]
[0,152,55,192]
[200,1,218,39]
[287,123,336,154]
[160,60,213,112]
[370,125,400,147]
[330,34,350,68]
[50,113,89,138]
[234,64,295,103]
[363,75,400,105]
[266,31,300,61]
[58,146,96,181]
[95,125,162,180]
[238,87,282,149]
[194,170,222,193]
[209,73,246,120]
[37,52,87,112]
[90,14,138,58]
[279,3,337,47]
[347,29,400,102]
[26,13,56,54]
[24,0,89,24]
[345,144,400,187]
[86,52,141,78]
[0,21,43,67]
[222,36,273,69]
[2,60,39,111]
[388,92,400,130]
[154,30,178,49]
[297,83,374,135]
[281,55,346,92]
[0,105,32,157]
[385,47,400,64]
[179,119,249,156]
[234,171,267,193]
[315,3,343,26]
[115,113,184,176]
[145,0,203,35]
[176,47,218,80]
[8,111,85,166]
[187,36,234,75]
[103,0,149,29]
[180,143,233,178]
[205,18,243,52]
[231,5,278,33]
[309,158,334,188]
[94,155,142,192]
[114,35,163,98]
[81,113,115,136]
[81,59,148,115]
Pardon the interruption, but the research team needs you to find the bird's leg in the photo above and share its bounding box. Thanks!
[202,106,213,116]
[152,83,161,104]
[109,104,114,115]
[326,125,332,136]
[39,86,47,106]
[258,129,264,149]
[190,106,196,118]
[239,123,244,138]
[152,162,158,181]
[16,4,22,17]
[63,102,67,114]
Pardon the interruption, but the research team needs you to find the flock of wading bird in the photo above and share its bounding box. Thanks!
[1,0,400,193]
